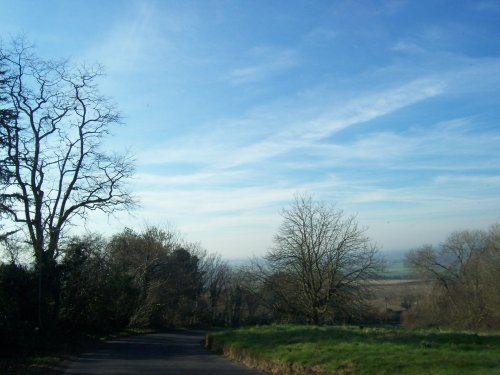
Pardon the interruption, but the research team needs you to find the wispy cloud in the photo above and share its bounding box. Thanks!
[134,169,256,188]
[391,41,427,55]
[84,1,158,72]
[83,1,198,75]
[469,1,500,13]
[223,78,445,167]
[302,27,338,42]
[434,175,500,186]
[128,79,448,237]
[289,115,500,174]
[90,14,500,256]
[227,46,299,84]
[136,77,444,171]
[135,186,296,216]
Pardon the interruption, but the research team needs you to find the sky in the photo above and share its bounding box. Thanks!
[1,0,500,258]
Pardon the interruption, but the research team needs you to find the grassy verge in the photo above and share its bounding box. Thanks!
[0,328,154,375]
[206,325,500,374]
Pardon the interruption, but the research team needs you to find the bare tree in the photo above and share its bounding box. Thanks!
[0,39,136,328]
[405,225,500,330]
[200,253,230,324]
[262,193,382,324]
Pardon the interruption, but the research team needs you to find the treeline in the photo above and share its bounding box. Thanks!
[2,205,499,357]
[1,194,389,352]
[0,226,261,350]
[403,224,500,331]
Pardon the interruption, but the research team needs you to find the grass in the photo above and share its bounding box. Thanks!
[207,325,500,374]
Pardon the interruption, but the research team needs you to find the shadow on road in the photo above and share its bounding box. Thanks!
[64,330,266,375]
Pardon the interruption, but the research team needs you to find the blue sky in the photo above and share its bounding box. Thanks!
[2,1,500,257]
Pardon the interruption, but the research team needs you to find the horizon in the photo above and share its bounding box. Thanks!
[1,1,500,258]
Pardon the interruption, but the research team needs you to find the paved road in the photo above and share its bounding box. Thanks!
[64,330,267,374]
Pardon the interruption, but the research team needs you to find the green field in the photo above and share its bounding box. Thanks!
[382,258,413,279]
[207,325,500,374]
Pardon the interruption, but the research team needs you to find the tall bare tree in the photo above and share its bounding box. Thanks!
[0,39,135,328]
[262,193,382,324]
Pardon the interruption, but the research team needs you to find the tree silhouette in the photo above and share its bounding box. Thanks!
[0,39,136,328]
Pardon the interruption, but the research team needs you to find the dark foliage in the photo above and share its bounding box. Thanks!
[59,235,138,333]
[0,263,37,353]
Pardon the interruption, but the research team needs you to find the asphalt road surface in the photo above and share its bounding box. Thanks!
[64,330,267,375]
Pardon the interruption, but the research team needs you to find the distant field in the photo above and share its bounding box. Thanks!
[207,325,500,374]
[382,258,413,279]
[370,256,427,315]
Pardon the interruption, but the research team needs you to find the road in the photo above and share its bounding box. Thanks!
[64,330,267,375]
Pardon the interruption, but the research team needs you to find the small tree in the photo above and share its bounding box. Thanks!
[0,39,135,328]
[262,193,382,324]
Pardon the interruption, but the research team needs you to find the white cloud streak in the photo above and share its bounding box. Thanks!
[138,78,445,170]
[227,46,299,84]
[222,78,445,167]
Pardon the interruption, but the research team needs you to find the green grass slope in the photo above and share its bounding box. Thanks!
[207,325,500,374]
